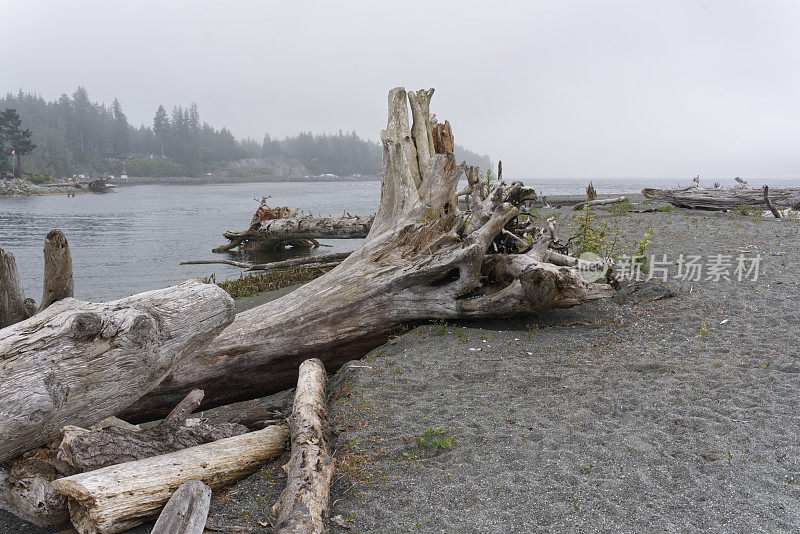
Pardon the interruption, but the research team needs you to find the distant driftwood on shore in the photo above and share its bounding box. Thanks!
[642,185,800,211]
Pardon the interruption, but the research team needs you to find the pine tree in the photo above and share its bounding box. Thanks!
[153,105,169,157]
[0,108,36,177]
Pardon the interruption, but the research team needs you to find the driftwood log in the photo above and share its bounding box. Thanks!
[150,480,212,534]
[0,248,34,328]
[51,424,289,534]
[573,196,628,210]
[763,186,782,219]
[642,186,800,210]
[124,87,612,423]
[0,280,234,463]
[273,359,333,534]
[40,229,74,311]
[216,215,373,253]
[181,250,352,272]
[0,390,247,528]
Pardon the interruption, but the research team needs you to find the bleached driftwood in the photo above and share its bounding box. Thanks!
[150,480,211,534]
[0,248,34,328]
[273,359,334,534]
[124,87,612,422]
[0,447,71,527]
[763,185,782,219]
[180,250,352,272]
[642,186,800,210]
[51,424,289,534]
[573,196,628,210]
[40,229,74,311]
[0,280,234,463]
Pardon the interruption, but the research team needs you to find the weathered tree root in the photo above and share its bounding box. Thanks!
[273,359,333,534]
[126,87,613,423]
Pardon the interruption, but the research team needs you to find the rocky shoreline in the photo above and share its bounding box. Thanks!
[0,179,91,198]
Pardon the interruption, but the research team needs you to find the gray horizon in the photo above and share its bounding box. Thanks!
[6,0,799,180]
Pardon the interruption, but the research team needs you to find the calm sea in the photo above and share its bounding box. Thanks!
[1,177,797,302]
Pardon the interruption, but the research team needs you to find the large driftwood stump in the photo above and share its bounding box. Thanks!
[0,280,234,463]
[0,248,34,328]
[40,229,74,311]
[125,87,612,422]
[150,480,211,534]
[642,186,800,210]
[51,424,289,534]
[273,359,333,534]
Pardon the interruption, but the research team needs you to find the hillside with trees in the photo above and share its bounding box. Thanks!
[0,88,492,179]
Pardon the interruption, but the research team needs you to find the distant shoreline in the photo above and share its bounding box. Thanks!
[114,175,381,186]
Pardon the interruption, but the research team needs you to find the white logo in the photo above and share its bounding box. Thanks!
[576,252,608,283]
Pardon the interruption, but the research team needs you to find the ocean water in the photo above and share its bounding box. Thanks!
[1,177,797,301]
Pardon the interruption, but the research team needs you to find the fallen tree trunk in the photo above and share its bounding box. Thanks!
[124,87,612,423]
[151,480,212,534]
[181,250,352,272]
[217,215,374,253]
[51,424,289,534]
[58,389,248,472]
[0,280,234,463]
[573,196,628,210]
[273,359,333,534]
[642,186,800,210]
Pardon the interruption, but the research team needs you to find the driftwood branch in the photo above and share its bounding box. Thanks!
[51,424,288,534]
[273,359,334,534]
[763,185,782,219]
[151,480,212,534]
[0,280,234,463]
[181,251,352,272]
[573,196,628,210]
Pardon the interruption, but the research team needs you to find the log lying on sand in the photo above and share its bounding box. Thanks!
[51,424,289,534]
[58,389,248,472]
[216,214,374,253]
[0,280,235,464]
[273,359,334,534]
[1,390,247,528]
[573,196,628,210]
[642,186,800,210]
[125,87,613,422]
[151,480,212,534]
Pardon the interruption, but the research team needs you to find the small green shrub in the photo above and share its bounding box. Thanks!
[607,199,634,215]
[657,204,676,212]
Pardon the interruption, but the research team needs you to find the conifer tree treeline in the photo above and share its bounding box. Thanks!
[0,88,492,178]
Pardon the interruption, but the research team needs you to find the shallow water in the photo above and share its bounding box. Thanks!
[0,176,797,301]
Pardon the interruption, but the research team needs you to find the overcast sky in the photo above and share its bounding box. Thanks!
[6,1,799,179]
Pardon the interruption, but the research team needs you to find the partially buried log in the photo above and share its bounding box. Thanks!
[51,424,289,534]
[273,359,333,534]
[643,185,800,210]
[151,480,211,534]
[0,279,234,463]
[124,86,612,423]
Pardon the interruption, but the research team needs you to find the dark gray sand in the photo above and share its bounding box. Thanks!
[2,207,799,533]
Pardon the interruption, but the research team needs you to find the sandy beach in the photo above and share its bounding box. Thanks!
[2,204,798,533]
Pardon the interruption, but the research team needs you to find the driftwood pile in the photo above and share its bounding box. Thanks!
[1,86,616,532]
[643,184,800,212]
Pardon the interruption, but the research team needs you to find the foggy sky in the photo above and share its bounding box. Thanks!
[6,0,799,179]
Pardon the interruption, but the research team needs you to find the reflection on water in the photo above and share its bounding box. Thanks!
[1,176,797,302]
